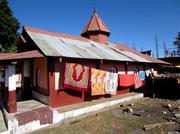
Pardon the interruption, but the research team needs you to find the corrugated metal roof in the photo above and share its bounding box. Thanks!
[110,45,150,62]
[0,50,44,61]
[24,26,169,64]
[24,26,89,42]
[113,42,169,64]
[27,31,146,62]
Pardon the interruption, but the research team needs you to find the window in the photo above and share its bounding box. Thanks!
[134,67,140,73]
[109,67,118,73]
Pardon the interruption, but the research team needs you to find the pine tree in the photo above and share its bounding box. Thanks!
[0,0,20,52]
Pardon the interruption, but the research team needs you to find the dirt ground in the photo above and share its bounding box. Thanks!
[31,97,180,134]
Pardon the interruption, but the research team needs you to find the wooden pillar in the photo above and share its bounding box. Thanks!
[48,58,56,107]
[82,91,85,101]
[5,65,16,113]
[125,62,128,74]
[4,68,8,107]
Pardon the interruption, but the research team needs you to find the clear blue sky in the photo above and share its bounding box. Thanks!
[9,0,180,58]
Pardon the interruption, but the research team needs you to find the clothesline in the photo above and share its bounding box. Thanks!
[64,63,148,96]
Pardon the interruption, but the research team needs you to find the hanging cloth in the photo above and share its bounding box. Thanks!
[140,71,146,80]
[91,68,106,96]
[64,63,90,92]
[145,70,151,77]
[140,71,146,86]
[105,72,118,95]
[134,72,142,89]
[118,74,134,87]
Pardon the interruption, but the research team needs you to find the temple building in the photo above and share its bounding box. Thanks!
[0,10,168,113]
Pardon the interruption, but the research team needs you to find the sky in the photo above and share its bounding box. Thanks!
[9,0,180,58]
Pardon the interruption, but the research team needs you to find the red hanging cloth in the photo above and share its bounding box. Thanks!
[118,74,134,87]
[134,73,142,89]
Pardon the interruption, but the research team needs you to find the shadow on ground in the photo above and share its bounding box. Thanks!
[135,77,180,100]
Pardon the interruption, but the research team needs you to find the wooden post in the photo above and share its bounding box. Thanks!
[152,78,156,99]
[125,62,128,74]
[6,65,17,113]
[82,91,85,101]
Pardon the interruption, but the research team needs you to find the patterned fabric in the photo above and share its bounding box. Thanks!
[105,72,118,95]
[64,63,90,92]
[91,68,106,96]
[119,74,134,87]
[134,73,142,89]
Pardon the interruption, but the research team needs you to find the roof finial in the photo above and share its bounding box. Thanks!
[93,7,97,15]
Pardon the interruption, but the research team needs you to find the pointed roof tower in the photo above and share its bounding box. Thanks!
[81,9,110,44]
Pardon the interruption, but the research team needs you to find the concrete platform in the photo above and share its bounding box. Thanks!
[1,92,143,134]
[16,100,46,114]
[54,92,143,124]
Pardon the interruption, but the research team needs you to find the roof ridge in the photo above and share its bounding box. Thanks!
[24,26,90,42]
[95,15,101,31]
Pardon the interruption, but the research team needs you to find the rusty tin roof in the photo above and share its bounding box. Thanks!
[23,26,168,64]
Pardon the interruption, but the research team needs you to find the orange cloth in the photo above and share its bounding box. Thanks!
[91,68,106,96]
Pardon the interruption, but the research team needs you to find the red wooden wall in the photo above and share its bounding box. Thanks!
[48,58,137,108]
[33,57,48,95]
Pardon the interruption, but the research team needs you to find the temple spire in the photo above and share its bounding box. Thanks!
[81,9,110,44]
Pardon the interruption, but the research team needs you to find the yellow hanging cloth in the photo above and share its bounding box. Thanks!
[91,68,106,96]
